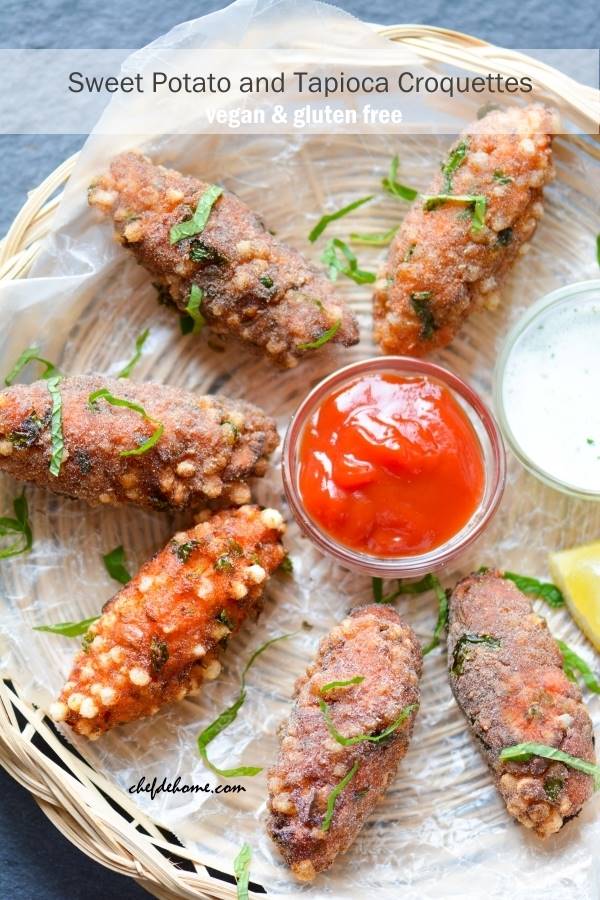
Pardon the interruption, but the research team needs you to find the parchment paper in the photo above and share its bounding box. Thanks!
[1,2,600,897]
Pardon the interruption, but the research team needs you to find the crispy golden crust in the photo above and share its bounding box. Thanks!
[0,376,278,510]
[88,152,359,368]
[267,605,422,881]
[49,505,286,738]
[448,570,595,837]
[374,105,556,355]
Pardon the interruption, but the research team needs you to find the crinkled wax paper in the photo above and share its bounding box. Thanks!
[1,1,600,897]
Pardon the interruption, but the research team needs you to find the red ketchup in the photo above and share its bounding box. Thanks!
[298,373,485,557]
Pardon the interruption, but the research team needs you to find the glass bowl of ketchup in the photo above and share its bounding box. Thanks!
[282,356,506,577]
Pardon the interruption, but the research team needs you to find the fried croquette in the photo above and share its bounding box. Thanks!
[49,505,286,738]
[267,604,422,880]
[374,104,556,355]
[0,375,278,510]
[448,569,595,837]
[89,152,359,367]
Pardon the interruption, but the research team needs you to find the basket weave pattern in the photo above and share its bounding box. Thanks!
[0,26,598,900]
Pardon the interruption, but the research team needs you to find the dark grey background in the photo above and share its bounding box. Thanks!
[0,1,598,898]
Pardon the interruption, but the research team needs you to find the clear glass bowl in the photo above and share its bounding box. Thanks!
[494,279,600,501]
[282,356,506,577]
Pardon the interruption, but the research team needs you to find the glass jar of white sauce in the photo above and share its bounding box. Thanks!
[494,280,600,500]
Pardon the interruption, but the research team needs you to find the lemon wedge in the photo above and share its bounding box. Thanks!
[549,541,600,650]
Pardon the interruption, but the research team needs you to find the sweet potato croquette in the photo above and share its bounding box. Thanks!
[448,570,595,837]
[0,376,278,510]
[50,505,286,738]
[89,152,359,367]
[374,104,556,355]
[267,605,421,880]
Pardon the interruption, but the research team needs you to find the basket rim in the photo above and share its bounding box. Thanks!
[0,22,599,900]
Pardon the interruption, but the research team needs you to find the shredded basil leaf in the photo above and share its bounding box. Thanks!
[233,842,252,900]
[321,760,360,832]
[441,140,469,192]
[184,285,205,335]
[544,775,564,802]
[189,239,227,265]
[117,329,150,379]
[169,184,223,245]
[451,633,501,677]
[596,234,600,268]
[422,580,450,656]
[349,225,398,246]
[47,375,64,477]
[499,742,600,790]
[410,291,437,340]
[88,388,164,457]
[320,676,365,694]
[102,545,131,585]
[382,156,418,201]
[197,633,294,777]
[319,699,417,747]
[556,639,600,693]
[173,540,199,563]
[321,237,376,285]
[372,573,438,604]
[308,195,374,243]
[0,490,33,559]
[503,571,565,608]
[4,346,61,386]
[297,319,341,352]
[493,170,513,185]
[422,193,487,233]
[34,615,99,637]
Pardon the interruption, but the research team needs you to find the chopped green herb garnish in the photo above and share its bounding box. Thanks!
[597,234,600,268]
[349,225,398,246]
[278,554,293,574]
[87,388,164,457]
[381,156,418,201]
[372,573,437,604]
[503,571,565,608]
[422,193,487,233]
[181,284,205,336]
[587,438,595,446]
[197,633,294,777]
[47,375,64,477]
[233,842,252,900]
[319,699,417,746]
[441,140,469,192]
[321,238,376,285]
[0,490,33,559]
[173,540,199,563]
[214,554,234,572]
[556,639,600,693]
[297,319,341,352]
[321,761,360,832]
[320,676,365,694]
[150,636,169,673]
[117,329,150,379]
[189,239,227,265]
[308,195,374,243]
[544,775,564,803]
[451,633,500,676]
[493,170,513,185]
[4,346,61,386]
[217,609,235,630]
[422,580,449,656]
[102,545,131,585]
[9,412,46,449]
[34,615,99,637]
[499,742,600,790]
[169,184,223,245]
[259,274,274,289]
[410,291,437,340]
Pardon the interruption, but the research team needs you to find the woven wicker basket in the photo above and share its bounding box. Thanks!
[0,24,598,900]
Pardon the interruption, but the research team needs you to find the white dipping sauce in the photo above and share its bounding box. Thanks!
[501,290,600,493]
